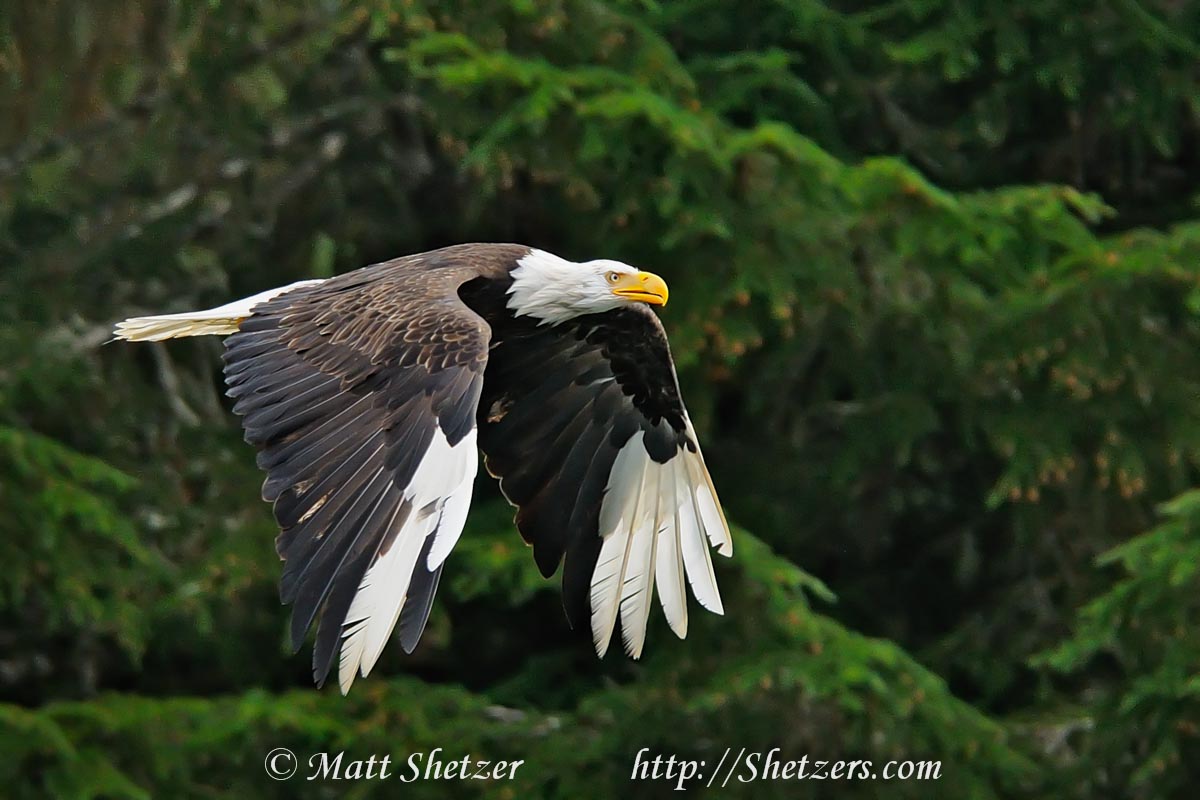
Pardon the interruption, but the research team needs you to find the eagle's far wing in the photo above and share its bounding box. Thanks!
[477,305,732,659]
[223,259,490,694]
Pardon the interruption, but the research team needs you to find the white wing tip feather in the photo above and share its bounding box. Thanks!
[335,428,477,693]
[589,431,732,660]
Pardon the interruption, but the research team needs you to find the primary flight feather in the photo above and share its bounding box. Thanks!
[115,243,732,693]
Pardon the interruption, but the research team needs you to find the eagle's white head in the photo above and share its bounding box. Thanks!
[507,248,669,326]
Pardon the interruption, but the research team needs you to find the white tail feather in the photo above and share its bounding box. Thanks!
[113,279,325,341]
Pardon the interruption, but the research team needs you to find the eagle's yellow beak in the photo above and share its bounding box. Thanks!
[612,271,669,306]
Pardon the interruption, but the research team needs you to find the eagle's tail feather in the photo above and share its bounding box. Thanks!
[113,279,326,342]
[113,312,243,341]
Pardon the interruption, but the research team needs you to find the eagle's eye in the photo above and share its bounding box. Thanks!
[606,271,621,283]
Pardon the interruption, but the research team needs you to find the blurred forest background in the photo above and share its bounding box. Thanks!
[3,1,1200,797]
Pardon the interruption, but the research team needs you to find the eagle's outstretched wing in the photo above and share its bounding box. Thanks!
[222,247,512,693]
[476,305,732,658]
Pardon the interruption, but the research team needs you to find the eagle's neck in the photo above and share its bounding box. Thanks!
[457,272,517,324]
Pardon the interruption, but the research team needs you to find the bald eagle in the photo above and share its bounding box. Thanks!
[116,243,732,693]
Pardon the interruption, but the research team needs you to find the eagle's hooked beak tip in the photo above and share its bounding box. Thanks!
[613,271,669,307]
